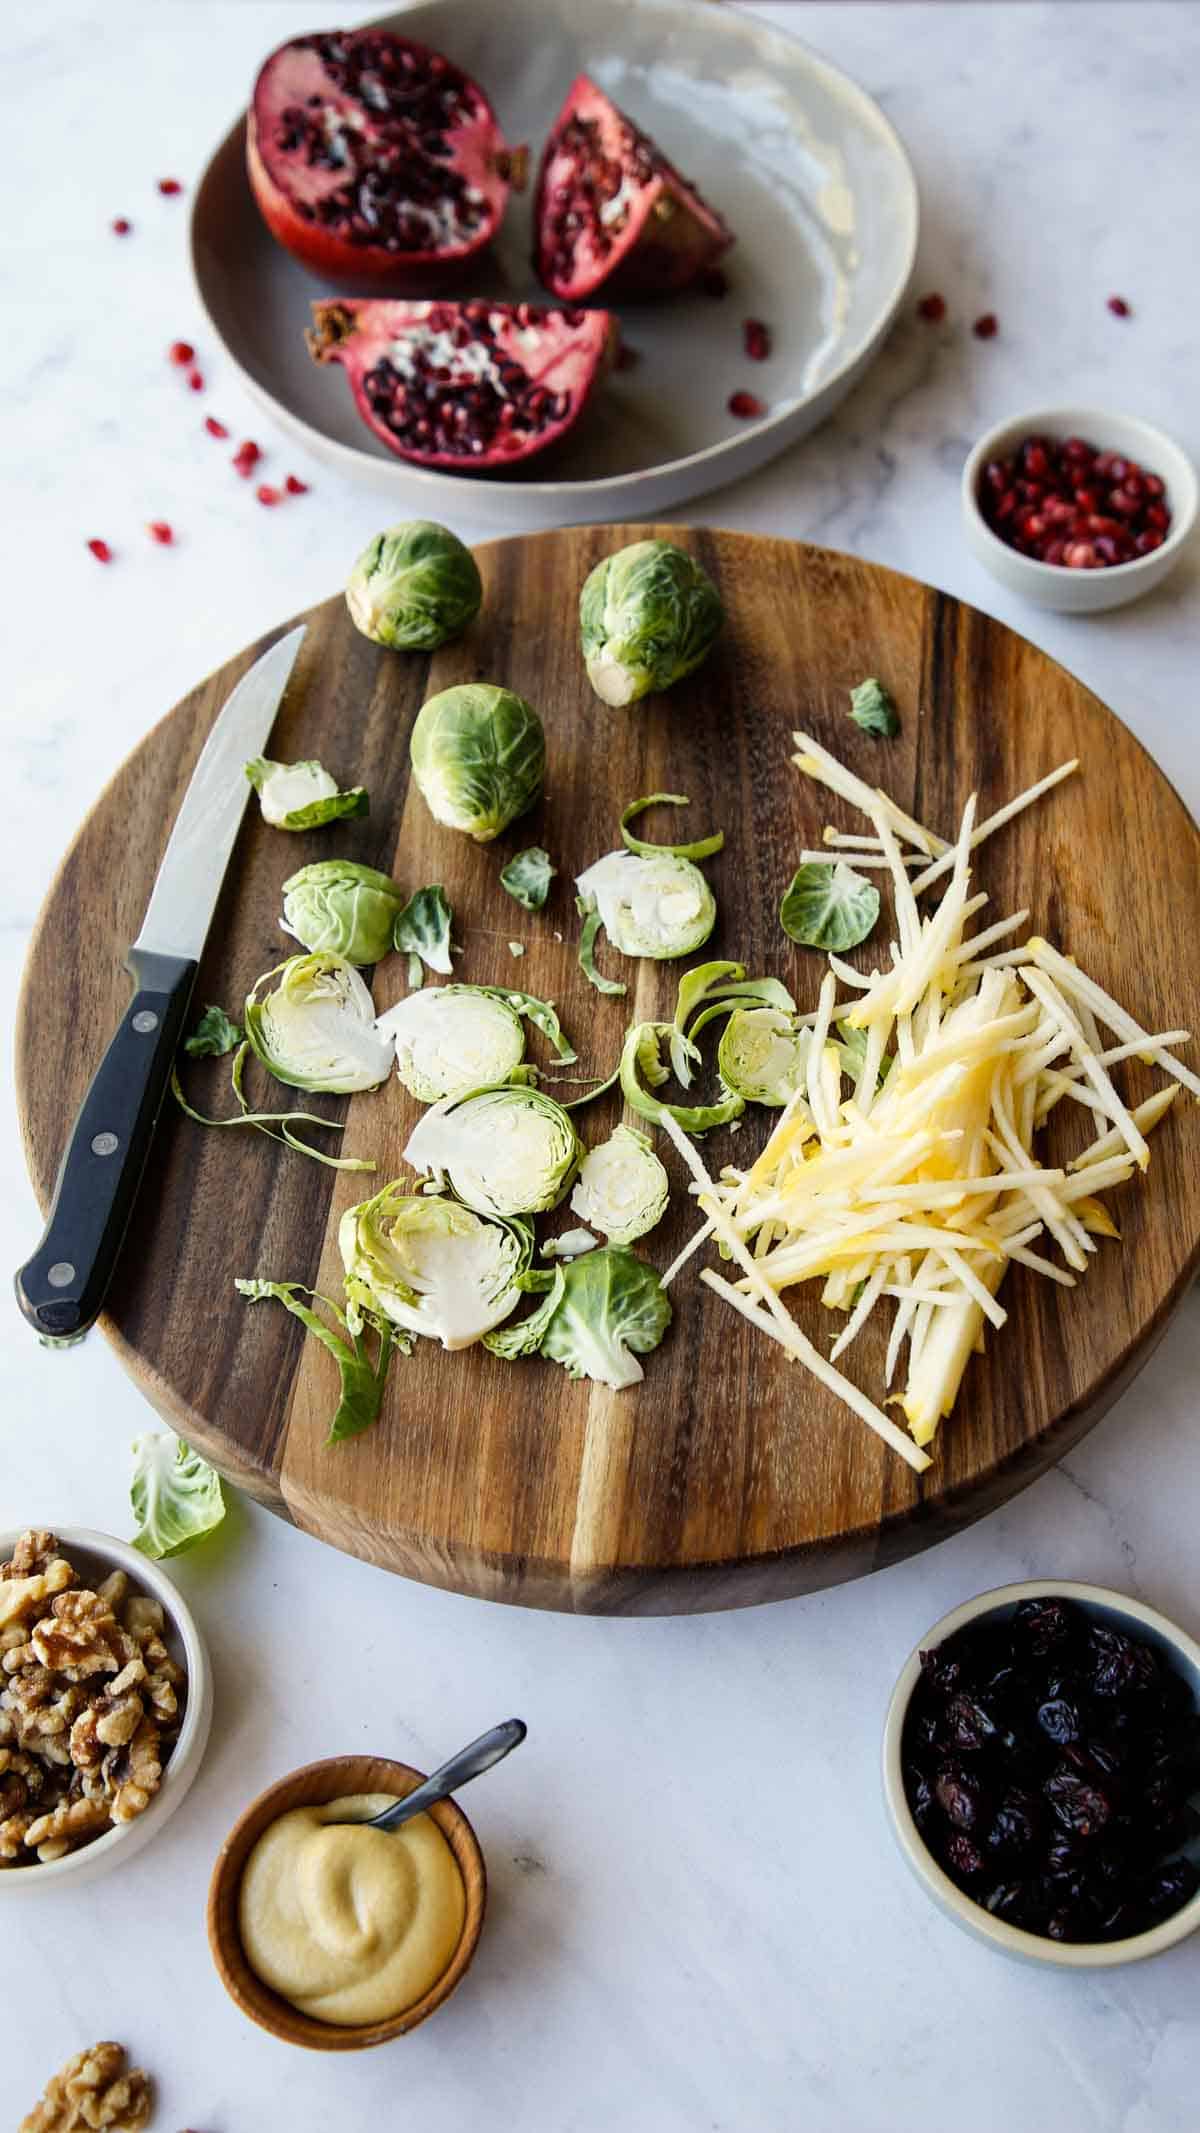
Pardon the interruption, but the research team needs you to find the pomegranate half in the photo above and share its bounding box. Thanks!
[247,29,521,284]
[534,74,734,302]
[307,299,618,471]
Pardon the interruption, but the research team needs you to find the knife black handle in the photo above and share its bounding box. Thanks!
[15,949,198,1341]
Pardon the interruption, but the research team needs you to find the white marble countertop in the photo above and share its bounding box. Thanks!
[4,4,1199,2127]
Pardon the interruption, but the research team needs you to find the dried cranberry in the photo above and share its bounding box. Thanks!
[935,1760,986,1831]
[1088,1623,1159,1698]
[943,1694,999,1752]
[1013,1598,1083,1656]
[987,1788,1041,1856]
[917,291,946,322]
[1036,1695,1083,1746]
[918,1648,962,1700]
[907,1769,936,1832]
[1142,1857,1199,1918]
[1045,1766,1113,1841]
[728,390,765,419]
[942,1831,986,1880]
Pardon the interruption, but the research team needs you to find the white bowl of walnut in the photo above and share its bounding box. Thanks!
[0,1526,212,1889]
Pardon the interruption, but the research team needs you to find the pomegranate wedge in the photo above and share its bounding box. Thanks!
[248,29,522,285]
[534,73,733,301]
[308,298,618,471]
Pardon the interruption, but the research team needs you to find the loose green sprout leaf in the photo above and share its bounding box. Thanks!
[540,1248,672,1389]
[619,793,724,861]
[575,851,716,960]
[848,677,900,739]
[404,1084,583,1218]
[236,1278,398,1443]
[339,1184,530,1350]
[184,1005,243,1058]
[483,1267,566,1359]
[482,986,577,1064]
[717,1007,811,1107]
[393,885,454,985]
[346,520,483,650]
[129,1435,225,1558]
[409,683,545,843]
[619,1022,744,1136]
[244,756,368,831]
[779,861,880,952]
[579,539,724,707]
[375,986,527,1102]
[577,894,627,996]
[570,1124,670,1245]
[500,846,556,912]
[282,859,406,966]
[244,954,392,1094]
[171,1048,375,1172]
[549,1062,622,1111]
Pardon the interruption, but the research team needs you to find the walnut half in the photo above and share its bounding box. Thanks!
[19,2040,153,2133]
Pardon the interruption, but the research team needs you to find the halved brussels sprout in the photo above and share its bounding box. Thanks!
[244,954,393,1094]
[339,1183,528,1351]
[570,1125,670,1245]
[375,986,527,1102]
[404,1084,583,1219]
[281,859,405,965]
[346,521,483,650]
[575,850,716,960]
[579,539,724,707]
[717,1007,811,1107]
[409,683,545,843]
[244,756,368,831]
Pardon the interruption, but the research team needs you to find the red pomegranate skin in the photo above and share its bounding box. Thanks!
[307,297,618,472]
[534,73,733,301]
[248,29,517,286]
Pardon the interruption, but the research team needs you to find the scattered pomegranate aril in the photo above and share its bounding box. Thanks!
[743,317,770,360]
[168,341,195,367]
[256,484,282,506]
[187,370,204,392]
[86,538,113,564]
[1107,295,1132,317]
[157,178,184,196]
[146,521,174,545]
[701,267,729,299]
[728,390,765,419]
[917,292,946,322]
[204,416,230,439]
[112,217,131,236]
[232,441,262,477]
[972,312,998,340]
[977,431,1172,569]
[284,474,309,495]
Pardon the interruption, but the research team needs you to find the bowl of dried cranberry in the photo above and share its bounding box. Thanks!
[962,410,1197,612]
[882,1581,1200,1968]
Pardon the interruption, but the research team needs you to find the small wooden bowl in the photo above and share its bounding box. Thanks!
[207,1754,486,2050]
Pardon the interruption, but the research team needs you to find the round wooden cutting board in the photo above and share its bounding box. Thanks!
[17,528,1200,1613]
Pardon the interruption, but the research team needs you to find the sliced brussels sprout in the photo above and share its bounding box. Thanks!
[346,520,483,650]
[579,539,724,707]
[575,850,716,960]
[243,954,392,1094]
[244,756,368,831]
[173,1038,375,1172]
[339,1183,529,1351]
[619,792,724,861]
[540,1228,598,1260]
[409,683,545,843]
[282,859,406,966]
[500,846,556,911]
[237,1277,400,1444]
[620,1022,744,1136]
[403,1084,583,1219]
[576,894,627,996]
[392,884,454,989]
[375,986,527,1103]
[669,961,796,1085]
[570,1124,670,1245]
[718,1007,811,1106]
[779,861,879,952]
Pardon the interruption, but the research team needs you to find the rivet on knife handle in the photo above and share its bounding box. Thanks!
[14,949,197,1340]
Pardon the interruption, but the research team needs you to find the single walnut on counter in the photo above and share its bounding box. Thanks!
[0,1533,187,1868]
[19,2040,153,2133]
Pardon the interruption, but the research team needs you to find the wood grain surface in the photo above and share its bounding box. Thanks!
[16,527,1200,1613]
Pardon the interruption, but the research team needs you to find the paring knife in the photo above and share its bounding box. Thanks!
[15,625,307,1342]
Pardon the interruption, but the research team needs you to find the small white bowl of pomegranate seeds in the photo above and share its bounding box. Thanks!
[962,408,1197,612]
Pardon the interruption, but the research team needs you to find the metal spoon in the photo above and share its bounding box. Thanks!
[357,1719,527,1834]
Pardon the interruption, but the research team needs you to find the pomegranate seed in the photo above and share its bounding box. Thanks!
[158,178,184,196]
[146,521,174,545]
[917,292,946,322]
[256,484,282,506]
[979,430,1171,568]
[233,441,262,477]
[972,313,998,340]
[744,317,771,360]
[1135,530,1164,554]
[204,416,229,439]
[1145,502,1170,532]
[168,341,194,367]
[1107,295,1131,317]
[284,474,309,495]
[728,391,766,419]
[86,538,113,564]
[614,342,639,371]
[187,370,204,392]
[1142,473,1165,499]
[701,267,729,299]
[1064,541,1098,568]
[112,217,132,236]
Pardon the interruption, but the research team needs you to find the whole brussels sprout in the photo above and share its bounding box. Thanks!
[281,859,405,966]
[346,521,483,650]
[579,539,724,707]
[409,683,545,843]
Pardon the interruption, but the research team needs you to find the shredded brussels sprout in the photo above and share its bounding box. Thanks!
[410,683,545,842]
[244,953,392,1094]
[570,1125,670,1245]
[172,1042,375,1172]
[129,1436,225,1558]
[579,539,724,707]
[393,884,454,989]
[575,850,716,960]
[404,1084,583,1218]
[339,1183,529,1350]
[576,894,627,995]
[282,859,406,965]
[375,986,527,1102]
[619,793,724,861]
[669,962,796,1085]
[620,1021,744,1135]
[245,756,368,831]
[779,861,880,951]
[346,520,483,650]
[718,1007,811,1106]
[500,846,556,911]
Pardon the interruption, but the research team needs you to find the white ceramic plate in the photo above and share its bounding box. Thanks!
[190,0,918,525]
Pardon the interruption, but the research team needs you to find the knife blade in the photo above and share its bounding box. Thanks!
[15,625,307,1341]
